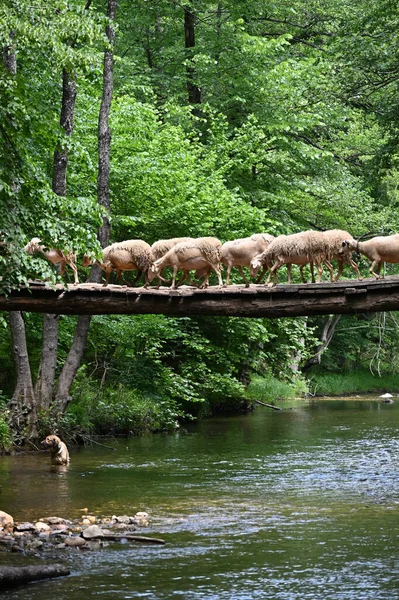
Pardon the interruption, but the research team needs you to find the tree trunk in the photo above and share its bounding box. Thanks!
[34,314,59,411]
[52,69,77,196]
[303,314,341,370]
[8,312,37,438]
[0,565,70,589]
[53,315,92,413]
[53,0,117,414]
[3,31,16,75]
[184,4,202,106]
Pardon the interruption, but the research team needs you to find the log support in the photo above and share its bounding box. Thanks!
[2,278,399,318]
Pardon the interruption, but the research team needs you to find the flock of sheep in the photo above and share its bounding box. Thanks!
[24,230,399,289]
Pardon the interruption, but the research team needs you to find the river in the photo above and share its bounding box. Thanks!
[0,398,398,599]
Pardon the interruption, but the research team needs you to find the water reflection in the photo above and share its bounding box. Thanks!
[0,399,398,599]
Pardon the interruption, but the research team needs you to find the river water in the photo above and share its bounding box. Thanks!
[0,398,398,599]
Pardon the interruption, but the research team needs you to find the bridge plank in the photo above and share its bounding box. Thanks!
[1,277,399,318]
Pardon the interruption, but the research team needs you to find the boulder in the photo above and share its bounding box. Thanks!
[35,522,51,533]
[81,525,104,540]
[15,522,36,532]
[65,536,87,547]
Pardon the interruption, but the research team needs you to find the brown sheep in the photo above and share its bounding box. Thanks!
[148,237,223,289]
[24,238,79,285]
[83,240,154,287]
[341,233,399,279]
[221,234,274,286]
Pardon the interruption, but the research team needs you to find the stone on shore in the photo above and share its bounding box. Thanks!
[81,525,104,540]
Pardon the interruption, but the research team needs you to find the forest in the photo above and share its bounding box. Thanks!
[1,0,399,448]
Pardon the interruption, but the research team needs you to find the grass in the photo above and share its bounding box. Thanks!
[246,375,308,403]
[308,371,399,396]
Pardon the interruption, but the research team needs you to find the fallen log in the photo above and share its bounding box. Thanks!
[102,532,165,544]
[124,534,166,544]
[0,564,70,588]
[254,399,282,410]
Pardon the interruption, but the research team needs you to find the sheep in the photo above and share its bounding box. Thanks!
[150,237,194,287]
[24,237,79,285]
[251,229,362,286]
[250,231,324,286]
[151,237,194,260]
[148,237,223,289]
[321,229,362,281]
[83,240,154,287]
[341,233,399,279]
[221,233,274,287]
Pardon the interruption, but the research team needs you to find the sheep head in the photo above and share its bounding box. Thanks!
[24,237,42,254]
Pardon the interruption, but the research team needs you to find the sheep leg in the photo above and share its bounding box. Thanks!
[65,259,79,285]
[335,258,344,281]
[224,265,232,287]
[237,266,250,287]
[370,260,381,279]
[255,266,267,284]
[315,262,324,283]
[175,271,191,287]
[170,265,179,289]
[286,264,292,284]
[267,261,280,287]
[58,261,66,276]
[348,258,362,280]
[310,261,316,283]
[323,260,334,282]
[299,265,307,284]
[103,268,113,287]
[130,269,143,287]
[212,265,224,287]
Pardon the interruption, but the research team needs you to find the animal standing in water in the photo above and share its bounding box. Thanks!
[41,435,70,466]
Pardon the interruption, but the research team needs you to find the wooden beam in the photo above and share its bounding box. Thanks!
[1,277,399,318]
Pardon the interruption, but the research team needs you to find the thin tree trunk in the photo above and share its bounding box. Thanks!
[53,0,117,413]
[52,69,77,195]
[303,314,341,370]
[8,312,37,438]
[184,4,202,106]
[34,314,59,411]
[53,315,92,413]
[3,31,16,75]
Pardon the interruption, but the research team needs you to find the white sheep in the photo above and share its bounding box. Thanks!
[221,233,274,287]
[24,237,79,285]
[148,237,223,289]
[151,237,194,260]
[83,239,154,287]
[341,233,399,279]
[322,229,362,281]
[251,229,361,286]
[150,237,194,287]
[250,231,324,286]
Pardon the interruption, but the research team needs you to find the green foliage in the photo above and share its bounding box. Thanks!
[0,414,12,452]
[247,374,308,403]
[308,371,399,396]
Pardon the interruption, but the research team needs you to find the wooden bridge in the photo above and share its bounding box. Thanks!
[1,277,399,318]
